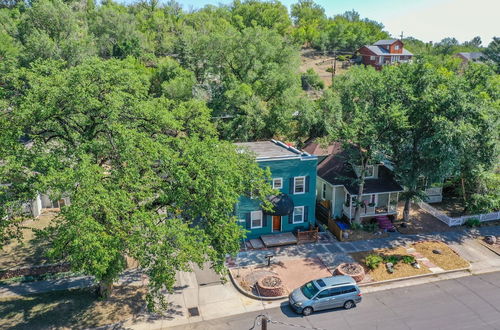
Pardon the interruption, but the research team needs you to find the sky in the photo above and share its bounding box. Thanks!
[173,0,499,45]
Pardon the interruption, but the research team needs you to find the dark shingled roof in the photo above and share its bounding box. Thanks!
[306,141,403,195]
[374,39,398,46]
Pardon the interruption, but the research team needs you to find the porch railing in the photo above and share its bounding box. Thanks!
[343,203,398,218]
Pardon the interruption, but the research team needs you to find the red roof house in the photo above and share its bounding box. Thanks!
[357,39,413,69]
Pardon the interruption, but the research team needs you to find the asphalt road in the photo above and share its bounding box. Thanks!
[171,272,500,330]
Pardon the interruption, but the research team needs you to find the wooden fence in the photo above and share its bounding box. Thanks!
[316,202,343,241]
[418,202,500,227]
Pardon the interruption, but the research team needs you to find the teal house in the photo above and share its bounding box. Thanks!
[235,140,318,240]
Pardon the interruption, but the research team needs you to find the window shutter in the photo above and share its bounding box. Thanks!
[305,176,310,193]
[288,214,293,224]
[304,206,309,222]
[289,178,294,194]
[263,214,268,227]
[246,213,251,229]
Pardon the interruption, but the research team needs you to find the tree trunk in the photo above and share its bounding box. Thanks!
[97,279,113,298]
[353,160,366,224]
[403,198,411,222]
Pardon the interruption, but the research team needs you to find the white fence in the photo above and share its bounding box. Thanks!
[418,202,500,227]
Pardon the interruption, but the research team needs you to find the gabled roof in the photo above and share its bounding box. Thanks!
[456,52,484,61]
[235,140,315,161]
[363,45,413,56]
[374,39,398,46]
[302,141,343,158]
[305,140,403,195]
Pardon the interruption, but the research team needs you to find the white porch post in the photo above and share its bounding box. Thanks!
[332,186,336,218]
[349,196,353,219]
[387,192,391,212]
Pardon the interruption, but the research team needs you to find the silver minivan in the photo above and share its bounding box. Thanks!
[289,275,362,316]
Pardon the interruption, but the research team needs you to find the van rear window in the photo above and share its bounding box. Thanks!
[316,279,326,287]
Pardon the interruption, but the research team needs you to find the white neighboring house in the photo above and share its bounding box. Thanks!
[22,193,70,217]
[303,141,403,221]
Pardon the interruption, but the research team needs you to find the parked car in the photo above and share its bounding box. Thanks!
[288,275,362,316]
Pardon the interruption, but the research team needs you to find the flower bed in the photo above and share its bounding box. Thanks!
[350,241,469,283]
[351,247,431,282]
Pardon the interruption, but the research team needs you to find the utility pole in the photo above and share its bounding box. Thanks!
[331,49,337,86]
[261,315,268,330]
[400,31,404,41]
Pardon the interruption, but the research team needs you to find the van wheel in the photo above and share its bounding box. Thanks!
[302,307,313,316]
[344,300,355,309]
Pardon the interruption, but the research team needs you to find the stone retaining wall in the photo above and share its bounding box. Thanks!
[0,263,70,280]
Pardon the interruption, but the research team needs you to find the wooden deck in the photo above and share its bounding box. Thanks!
[260,232,298,247]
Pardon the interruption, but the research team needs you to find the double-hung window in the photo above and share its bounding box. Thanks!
[272,178,283,190]
[294,176,305,194]
[370,55,376,60]
[250,211,263,229]
[365,165,374,178]
[293,206,304,224]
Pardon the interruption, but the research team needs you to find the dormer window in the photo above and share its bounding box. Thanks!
[395,45,400,50]
[365,165,374,178]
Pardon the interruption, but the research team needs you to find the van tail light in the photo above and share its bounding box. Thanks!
[358,293,362,297]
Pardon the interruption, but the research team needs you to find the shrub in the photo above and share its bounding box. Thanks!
[362,222,378,233]
[351,222,362,230]
[464,218,481,228]
[383,255,400,265]
[301,68,324,90]
[401,255,416,264]
[365,254,384,269]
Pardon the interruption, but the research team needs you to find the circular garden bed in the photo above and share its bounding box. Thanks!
[335,262,365,282]
[256,275,287,297]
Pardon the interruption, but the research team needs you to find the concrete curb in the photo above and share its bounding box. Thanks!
[227,268,288,301]
[359,266,471,287]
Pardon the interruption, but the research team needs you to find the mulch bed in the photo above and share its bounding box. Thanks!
[413,241,469,271]
[350,241,470,283]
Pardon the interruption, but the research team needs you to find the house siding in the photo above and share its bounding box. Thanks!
[236,157,317,239]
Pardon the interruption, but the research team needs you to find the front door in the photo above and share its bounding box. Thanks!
[272,216,281,232]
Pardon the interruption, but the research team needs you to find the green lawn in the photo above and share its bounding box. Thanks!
[0,286,146,329]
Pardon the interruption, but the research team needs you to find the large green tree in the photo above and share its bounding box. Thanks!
[323,66,401,223]
[381,61,497,221]
[0,58,273,309]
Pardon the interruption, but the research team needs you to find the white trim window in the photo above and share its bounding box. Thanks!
[250,211,263,229]
[322,182,327,199]
[365,165,374,178]
[370,55,376,60]
[272,178,283,190]
[293,206,304,224]
[395,45,400,50]
[294,176,306,194]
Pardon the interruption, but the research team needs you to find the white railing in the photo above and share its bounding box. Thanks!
[418,202,500,227]
[343,204,398,219]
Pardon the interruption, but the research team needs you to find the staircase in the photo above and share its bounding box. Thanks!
[376,216,395,231]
